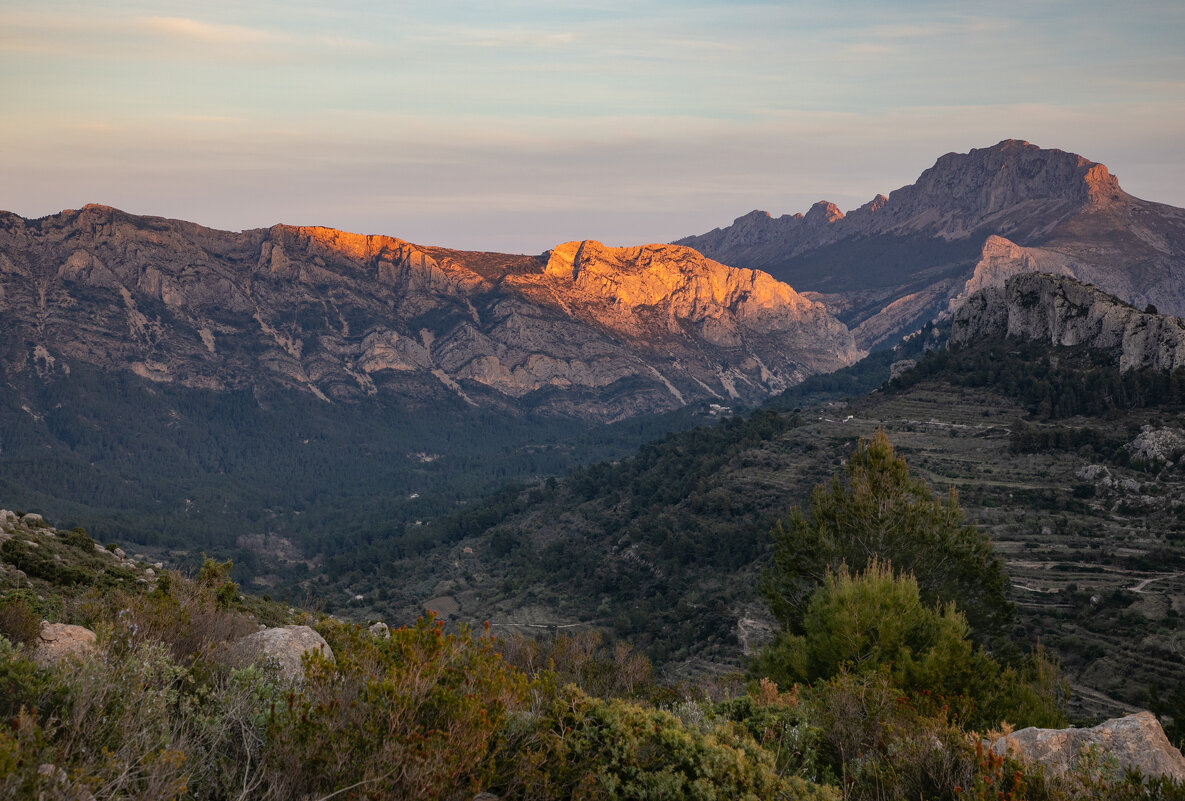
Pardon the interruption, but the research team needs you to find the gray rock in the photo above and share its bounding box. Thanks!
[225,625,334,682]
[1076,464,1109,481]
[32,622,98,668]
[369,621,390,639]
[1127,426,1185,464]
[990,711,1185,780]
[952,273,1185,373]
[889,359,917,380]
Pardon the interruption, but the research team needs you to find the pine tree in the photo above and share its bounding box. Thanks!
[761,429,1012,640]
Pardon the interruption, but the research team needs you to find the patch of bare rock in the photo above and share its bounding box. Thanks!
[990,711,1185,781]
[1127,426,1185,465]
[224,624,333,682]
[32,622,97,668]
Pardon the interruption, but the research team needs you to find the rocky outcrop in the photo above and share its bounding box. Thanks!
[950,235,1078,307]
[950,273,1185,372]
[990,711,1185,780]
[1126,427,1185,464]
[31,622,97,668]
[0,205,860,420]
[677,140,1185,349]
[225,625,333,682]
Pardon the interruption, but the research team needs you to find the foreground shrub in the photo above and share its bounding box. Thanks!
[0,589,44,648]
[755,560,1066,731]
[806,669,976,801]
[0,636,66,720]
[502,684,837,801]
[49,640,194,800]
[962,741,1185,801]
[73,566,257,665]
[715,678,830,784]
[498,628,654,698]
[261,615,529,800]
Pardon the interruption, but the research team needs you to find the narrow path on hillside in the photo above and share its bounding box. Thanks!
[1130,572,1183,593]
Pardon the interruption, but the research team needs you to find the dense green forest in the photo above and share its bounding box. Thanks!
[892,337,1185,418]
[0,365,716,572]
[0,337,921,589]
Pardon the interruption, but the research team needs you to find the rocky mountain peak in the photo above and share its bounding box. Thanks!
[542,239,809,314]
[906,139,1125,214]
[674,140,1178,350]
[803,201,844,225]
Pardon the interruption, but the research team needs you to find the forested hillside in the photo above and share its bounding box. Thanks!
[6,461,1183,799]
[323,333,1185,720]
[0,364,712,568]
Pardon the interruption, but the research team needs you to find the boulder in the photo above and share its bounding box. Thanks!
[990,711,1185,781]
[369,621,390,639]
[225,625,333,682]
[31,622,97,668]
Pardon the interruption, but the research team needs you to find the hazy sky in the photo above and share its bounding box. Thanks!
[3,1,1183,252]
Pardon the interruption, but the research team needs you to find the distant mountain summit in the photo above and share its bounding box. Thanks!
[0,205,859,420]
[677,140,1185,348]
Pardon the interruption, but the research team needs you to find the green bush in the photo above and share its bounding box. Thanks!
[762,429,1011,640]
[61,526,94,551]
[0,589,43,648]
[806,669,976,801]
[715,678,829,784]
[506,684,837,801]
[755,560,1065,730]
[262,615,529,800]
[0,636,67,720]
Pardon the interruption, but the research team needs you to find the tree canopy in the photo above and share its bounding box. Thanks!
[754,559,1065,730]
[761,429,1012,640]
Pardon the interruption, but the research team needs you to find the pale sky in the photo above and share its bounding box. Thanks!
[2,1,1183,253]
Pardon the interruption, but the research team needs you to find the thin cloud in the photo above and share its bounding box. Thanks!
[411,26,577,49]
[138,16,286,45]
[864,18,1014,40]
[167,114,245,124]
[846,43,892,55]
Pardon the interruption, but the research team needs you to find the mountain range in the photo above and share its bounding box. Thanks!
[677,139,1185,348]
[3,140,1185,719]
[0,207,857,421]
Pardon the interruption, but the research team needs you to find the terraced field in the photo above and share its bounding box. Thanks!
[293,367,1185,722]
[801,382,1185,718]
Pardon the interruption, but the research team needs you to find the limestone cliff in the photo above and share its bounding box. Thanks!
[677,140,1185,349]
[951,273,1185,372]
[0,205,860,420]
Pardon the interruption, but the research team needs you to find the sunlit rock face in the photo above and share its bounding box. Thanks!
[677,140,1185,349]
[0,206,860,420]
